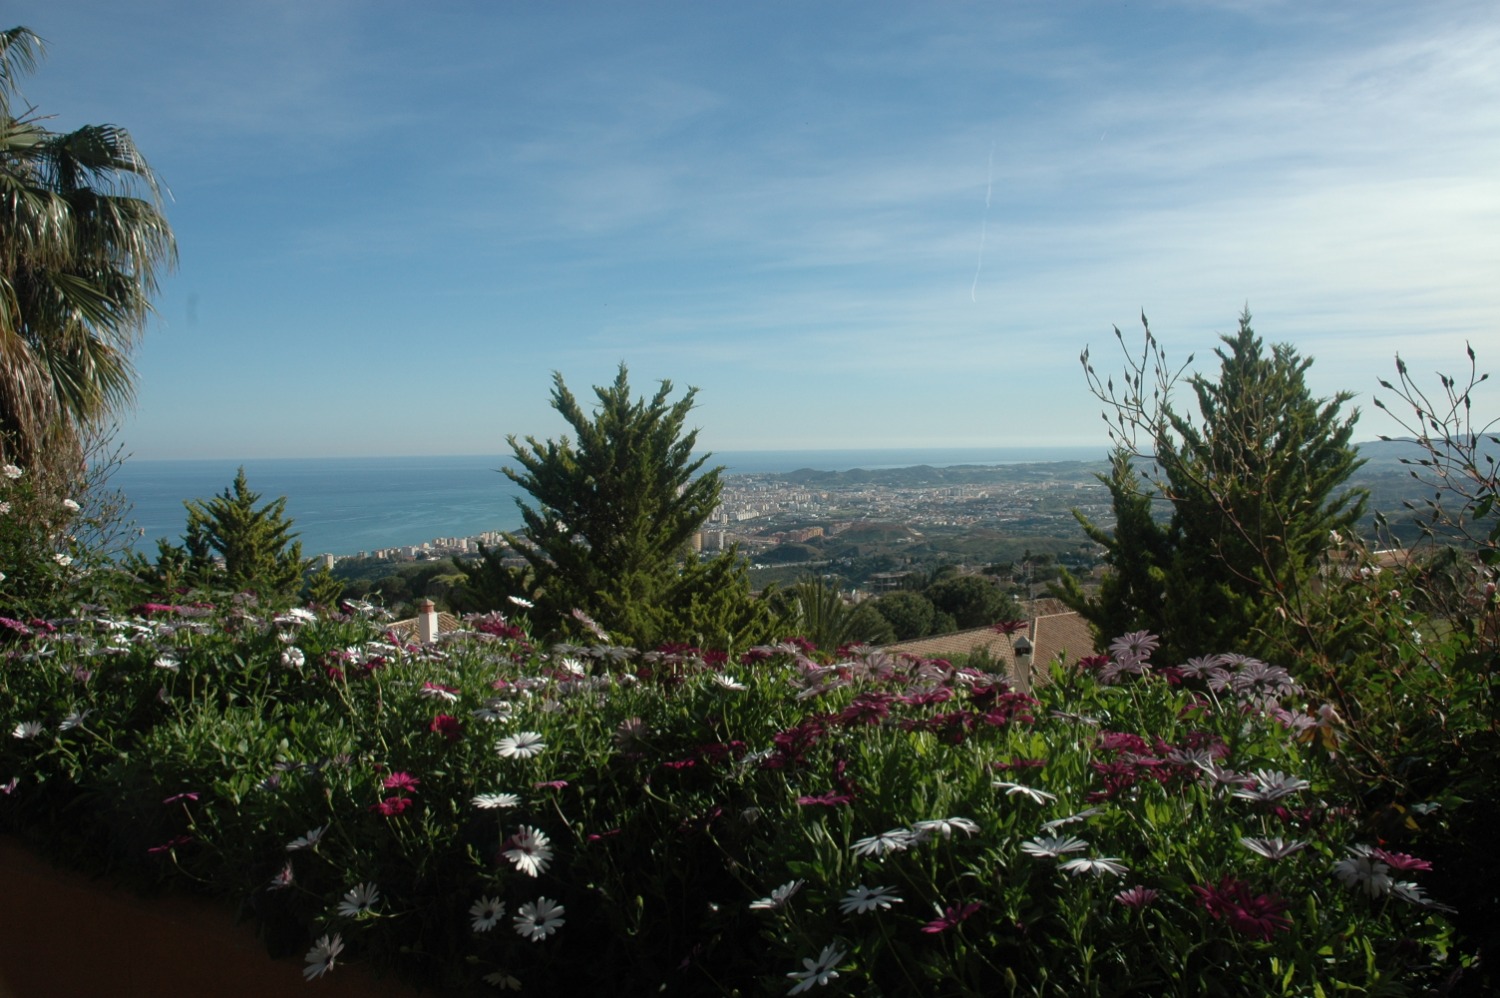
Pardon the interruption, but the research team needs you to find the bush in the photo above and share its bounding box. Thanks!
[0,601,1464,994]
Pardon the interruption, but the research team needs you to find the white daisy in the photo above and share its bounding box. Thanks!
[1040,808,1104,832]
[1021,835,1088,859]
[483,970,523,990]
[496,731,546,759]
[1239,836,1308,861]
[470,896,506,932]
[838,884,903,914]
[502,826,554,877]
[1058,856,1130,877]
[712,674,748,691]
[1333,848,1394,898]
[337,881,380,918]
[513,897,565,941]
[11,720,43,740]
[286,825,328,851]
[1232,769,1310,802]
[472,792,522,810]
[993,781,1058,804]
[850,828,915,857]
[302,933,344,980]
[749,879,804,911]
[787,944,845,994]
[910,816,980,840]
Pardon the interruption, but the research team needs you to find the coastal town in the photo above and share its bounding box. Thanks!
[330,461,1115,569]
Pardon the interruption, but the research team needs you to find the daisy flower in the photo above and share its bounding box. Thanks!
[1021,835,1088,859]
[502,826,554,877]
[1232,769,1310,802]
[910,816,980,840]
[496,731,546,759]
[508,595,534,608]
[921,901,981,934]
[420,681,460,701]
[513,897,565,941]
[838,885,903,914]
[484,970,523,990]
[382,771,420,792]
[786,944,846,994]
[1040,808,1104,832]
[993,781,1058,804]
[712,674,748,691]
[11,720,44,740]
[286,825,328,851]
[1333,848,1393,898]
[1240,836,1308,861]
[470,896,506,932]
[850,828,915,857]
[337,882,380,918]
[1059,856,1130,877]
[269,861,294,890]
[472,792,522,810]
[1113,885,1160,908]
[749,879,804,911]
[303,933,344,980]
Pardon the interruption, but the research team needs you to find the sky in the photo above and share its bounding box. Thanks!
[9,1,1499,460]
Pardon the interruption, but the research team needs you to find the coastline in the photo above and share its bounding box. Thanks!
[109,447,1109,559]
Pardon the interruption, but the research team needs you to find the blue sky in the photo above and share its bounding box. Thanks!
[11,1,1499,459]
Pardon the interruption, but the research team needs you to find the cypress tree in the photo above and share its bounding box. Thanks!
[460,365,773,650]
[133,468,307,605]
[1059,312,1366,662]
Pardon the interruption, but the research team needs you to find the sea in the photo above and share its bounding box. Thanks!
[108,447,1107,558]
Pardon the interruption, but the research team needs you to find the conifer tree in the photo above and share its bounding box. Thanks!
[133,468,307,605]
[458,365,774,649]
[1058,312,1365,662]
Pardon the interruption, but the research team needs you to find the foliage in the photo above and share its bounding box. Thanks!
[924,573,1022,630]
[0,27,176,479]
[457,365,774,651]
[868,589,936,640]
[0,603,1465,995]
[1059,311,1366,663]
[1303,345,1498,991]
[130,468,308,606]
[768,576,895,650]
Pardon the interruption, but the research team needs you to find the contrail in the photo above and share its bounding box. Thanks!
[971,140,995,303]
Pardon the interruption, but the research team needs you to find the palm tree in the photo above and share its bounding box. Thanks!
[0,26,175,480]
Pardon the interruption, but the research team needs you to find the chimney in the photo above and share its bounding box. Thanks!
[418,599,439,643]
[1012,634,1034,694]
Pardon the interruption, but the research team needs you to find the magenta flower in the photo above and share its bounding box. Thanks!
[420,681,461,702]
[1373,848,1432,873]
[1191,876,1292,941]
[147,834,192,855]
[383,771,420,792]
[371,796,413,816]
[428,714,462,741]
[1113,885,1160,908]
[162,791,200,804]
[921,901,981,933]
